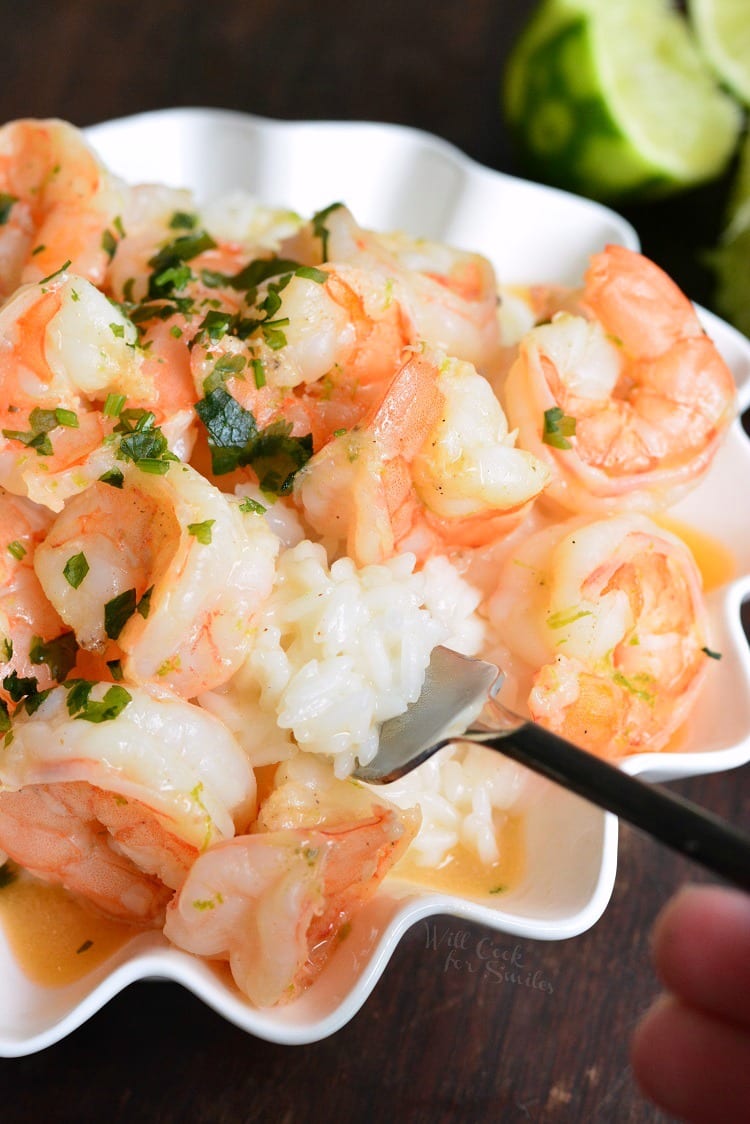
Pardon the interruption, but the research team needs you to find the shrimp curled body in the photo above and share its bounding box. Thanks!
[503,245,736,514]
[33,461,279,696]
[0,684,256,923]
[489,513,711,758]
[164,754,418,1006]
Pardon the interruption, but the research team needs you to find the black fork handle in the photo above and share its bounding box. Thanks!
[472,721,750,892]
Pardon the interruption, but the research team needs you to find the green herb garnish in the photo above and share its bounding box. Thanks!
[64,679,132,723]
[63,552,89,589]
[542,406,577,450]
[194,387,312,491]
[187,519,215,545]
[29,632,79,682]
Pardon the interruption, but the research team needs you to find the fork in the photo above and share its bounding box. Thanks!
[353,646,750,891]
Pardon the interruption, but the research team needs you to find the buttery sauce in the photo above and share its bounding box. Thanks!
[0,871,132,987]
[394,814,525,900]
[655,515,735,592]
[0,522,726,985]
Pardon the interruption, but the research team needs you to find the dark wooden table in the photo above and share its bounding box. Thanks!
[0,3,747,1121]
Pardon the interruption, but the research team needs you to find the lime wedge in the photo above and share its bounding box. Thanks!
[503,0,743,201]
[688,0,750,104]
[712,131,750,337]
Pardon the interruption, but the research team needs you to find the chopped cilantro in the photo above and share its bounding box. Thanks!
[187,519,215,545]
[76,940,93,954]
[38,258,71,285]
[115,409,177,474]
[542,407,577,450]
[3,670,41,703]
[311,202,344,260]
[295,264,327,284]
[0,192,18,225]
[104,589,137,640]
[147,231,217,298]
[54,408,79,428]
[251,358,266,388]
[238,496,267,515]
[153,263,193,292]
[702,646,722,660]
[169,211,198,230]
[1,638,12,661]
[202,353,247,395]
[2,670,51,715]
[109,322,125,339]
[98,467,124,488]
[137,586,153,619]
[2,406,80,455]
[194,309,236,343]
[29,632,78,682]
[7,540,26,560]
[63,552,89,589]
[261,318,289,350]
[106,658,124,682]
[63,679,132,723]
[103,393,126,417]
[101,229,118,262]
[194,386,312,490]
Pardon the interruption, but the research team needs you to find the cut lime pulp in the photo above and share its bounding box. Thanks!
[503,0,743,201]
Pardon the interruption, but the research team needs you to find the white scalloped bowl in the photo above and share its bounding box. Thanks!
[1,109,749,1056]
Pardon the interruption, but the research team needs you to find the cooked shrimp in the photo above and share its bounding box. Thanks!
[489,513,712,758]
[0,683,255,923]
[287,204,501,371]
[295,350,550,564]
[188,261,414,453]
[0,271,152,510]
[502,245,736,514]
[0,489,73,703]
[0,118,123,300]
[164,754,418,1005]
[33,461,279,696]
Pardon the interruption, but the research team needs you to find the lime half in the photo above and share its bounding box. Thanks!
[503,0,743,201]
[712,130,750,338]
[688,0,750,105]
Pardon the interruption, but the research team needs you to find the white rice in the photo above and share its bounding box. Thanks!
[380,743,528,867]
[200,540,484,779]
[198,523,525,868]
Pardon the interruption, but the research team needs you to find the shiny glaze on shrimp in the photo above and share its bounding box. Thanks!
[0,271,153,510]
[0,489,70,703]
[33,461,279,696]
[164,754,418,1005]
[0,684,255,923]
[295,349,550,564]
[0,119,123,300]
[288,204,501,372]
[503,245,736,514]
[187,260,416,458]
[489,513,712,758]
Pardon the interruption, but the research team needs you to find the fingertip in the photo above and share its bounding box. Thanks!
[631,993,750,1123]
[650,883,750,1025]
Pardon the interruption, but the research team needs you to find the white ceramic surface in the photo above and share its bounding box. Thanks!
[1,108,748,1056]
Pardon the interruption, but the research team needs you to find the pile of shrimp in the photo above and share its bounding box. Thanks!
[0,119,736,1006]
